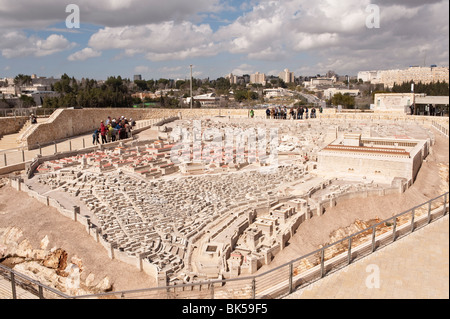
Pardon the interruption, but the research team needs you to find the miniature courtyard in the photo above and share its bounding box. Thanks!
[22,116,436,286]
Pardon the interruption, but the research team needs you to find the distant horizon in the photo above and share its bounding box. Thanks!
[3,64,449,83]
[0,1,448,81]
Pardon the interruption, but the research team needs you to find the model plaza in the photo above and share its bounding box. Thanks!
[23,115,434,286]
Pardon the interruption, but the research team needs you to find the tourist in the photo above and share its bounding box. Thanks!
[290,107,295,120]
[311,107,316,119]
[92,129,100,145]
[30,113,37,124]
[305,106,309,119]
[107,124,113,143]
[249,109,254,118]
[266,108,271,119]
[298,106,304,120]
[100,121,108,144]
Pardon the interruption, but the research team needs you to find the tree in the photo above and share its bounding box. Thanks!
[14,74,32,86]
[332,93,356,109]
[19,95,36,107]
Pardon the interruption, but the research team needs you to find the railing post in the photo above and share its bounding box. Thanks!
[3,153,7,166]
[320,248,325,278]
[38,285,44,299]
[289,262,293,294]
[392,218,397,243]
[54,142,57,154]
[428,201,432,224]
[444,194,448,216]
[348,236,353,265]
[11,272,17,299]
[22,149,25,163]
[210,281,215,300]
[372,226,376,252]
[411,209,415,233]
[251,277,256,299]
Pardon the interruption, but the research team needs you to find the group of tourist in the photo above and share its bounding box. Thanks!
[92,116,136,145]
[263,105,323,120]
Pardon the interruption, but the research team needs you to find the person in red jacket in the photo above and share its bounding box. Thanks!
[100,121,107,144]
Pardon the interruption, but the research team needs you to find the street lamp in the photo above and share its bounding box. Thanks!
[190,64,193,109]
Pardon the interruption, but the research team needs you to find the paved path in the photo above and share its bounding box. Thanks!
[286,214,449,299]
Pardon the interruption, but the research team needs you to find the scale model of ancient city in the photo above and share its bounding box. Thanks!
[14,114,440,288]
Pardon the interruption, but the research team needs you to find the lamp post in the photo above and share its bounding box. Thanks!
[190,64,193,109]
[411,82,415,115]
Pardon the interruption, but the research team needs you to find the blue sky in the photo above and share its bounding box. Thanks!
[0,0,448,81]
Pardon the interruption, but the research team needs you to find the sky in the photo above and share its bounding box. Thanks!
[0,0,448,81]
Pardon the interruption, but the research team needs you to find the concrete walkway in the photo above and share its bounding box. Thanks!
[286,214,449,299]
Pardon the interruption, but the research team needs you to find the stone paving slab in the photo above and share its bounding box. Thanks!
[286,214,449,299]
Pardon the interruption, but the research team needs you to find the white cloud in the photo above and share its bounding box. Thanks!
[230,64,255,75]
[0,32,75,58]
[0,0,223,29]
[0,0,447,78]
[88,21,221,61]
[68,47,102,61]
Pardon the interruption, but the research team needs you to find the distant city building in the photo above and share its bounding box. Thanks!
[263,88,294,98]
[134,75,142,81]
[226,73,238,85]
[373,92,449,114]
[279,69,295,83]
[323,88,360,100]
[358,66,449,88]
[250,72,266,85]
[185,93,221,107]
[303,77,336,88]
[357,71,381,83]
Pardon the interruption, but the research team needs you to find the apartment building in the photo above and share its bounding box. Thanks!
[278,69,295,83]
[358,66,449,88]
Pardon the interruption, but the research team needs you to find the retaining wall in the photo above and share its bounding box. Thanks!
[0,116,28,137]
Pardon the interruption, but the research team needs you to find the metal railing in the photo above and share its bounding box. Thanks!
[0,263,68,299]
[432,120,449,138]
[0,108,57,118]
[2,192,446,299]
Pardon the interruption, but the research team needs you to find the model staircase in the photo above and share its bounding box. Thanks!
[0,120,32,150]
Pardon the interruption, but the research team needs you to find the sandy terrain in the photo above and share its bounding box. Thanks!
[0,127,448,294]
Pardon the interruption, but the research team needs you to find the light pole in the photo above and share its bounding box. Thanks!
[190,64,193,109]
